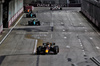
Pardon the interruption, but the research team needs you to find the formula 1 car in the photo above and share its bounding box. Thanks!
[28,19,40,26]
[50,5,62,10]
[26,13,36,18]
[24,9,32,13]
[37,42,59,54]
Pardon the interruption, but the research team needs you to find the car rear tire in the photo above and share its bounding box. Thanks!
[34,14,36,17]
[26,14,28,17]
[50,8,52,10]
[28,21,31,25]
[38,21,40,26]
[36,21,40,26]
[54,46,59,54]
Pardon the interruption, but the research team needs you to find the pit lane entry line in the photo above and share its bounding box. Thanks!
[0,14,24,45]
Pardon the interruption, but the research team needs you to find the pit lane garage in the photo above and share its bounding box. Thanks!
[37,42,59,54]
[26,12,36,18]
[28,19,40,26]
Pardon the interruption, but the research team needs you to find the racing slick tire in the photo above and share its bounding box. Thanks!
[38,21,40,26]
[33,14,36,18]
[28,21,31,25]
[26,14,29,17]
[37,46,42,54]
[36,21,40,26]
[50,8,52,10]
[60,8,62,10]
[54,46,59,54]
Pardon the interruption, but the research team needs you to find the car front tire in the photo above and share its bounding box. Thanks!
[37,46,42,54]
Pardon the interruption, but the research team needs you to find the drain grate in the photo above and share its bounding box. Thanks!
[85,60,88,63]
[84,55,87,57]
[67,58,72,62]
[84,58,88,60]
[86,65,90,66]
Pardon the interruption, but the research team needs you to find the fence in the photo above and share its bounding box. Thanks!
[81,0,100,29]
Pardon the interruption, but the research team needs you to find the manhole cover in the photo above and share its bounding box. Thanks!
[84,58,88,60]
[85,60,88,63]
[67,58,72,62]
[84,55,87,57]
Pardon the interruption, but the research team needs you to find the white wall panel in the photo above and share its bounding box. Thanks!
[8,0,23,27]
[0,4,3,33]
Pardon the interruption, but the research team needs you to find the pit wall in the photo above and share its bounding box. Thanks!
[81,0,100,29]
[8,0,23,27]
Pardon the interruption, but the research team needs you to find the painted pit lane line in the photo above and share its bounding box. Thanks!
[96,46,100,50]
[0,14,24,45]
[36,55,40,66]
[34,39,38,54]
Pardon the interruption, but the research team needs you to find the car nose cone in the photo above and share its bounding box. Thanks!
[45,49,49,53]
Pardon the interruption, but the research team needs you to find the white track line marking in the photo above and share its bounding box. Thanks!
[83,52,86,55]
[63,30,65,32]
[82,50,85,52]
[0,14,24,45]
[64,37,67,39]
[34,39,38,53]
[96,46,100,49]
[85,30,87,32]
[78,39,81,43]
[80,43,82,45]
[90,37,93,40]
[77,35,87,56]
[51,34,52,39]
[66,46,70,48]
[61,22,63,24]
[80,45,83,47]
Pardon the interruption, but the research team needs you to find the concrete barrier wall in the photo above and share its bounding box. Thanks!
[8,0,23,27]
[81,0,100,29]
[8,7,23,27]
[0,4,3,33]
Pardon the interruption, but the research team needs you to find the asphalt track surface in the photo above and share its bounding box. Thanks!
[0,7,99,66]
